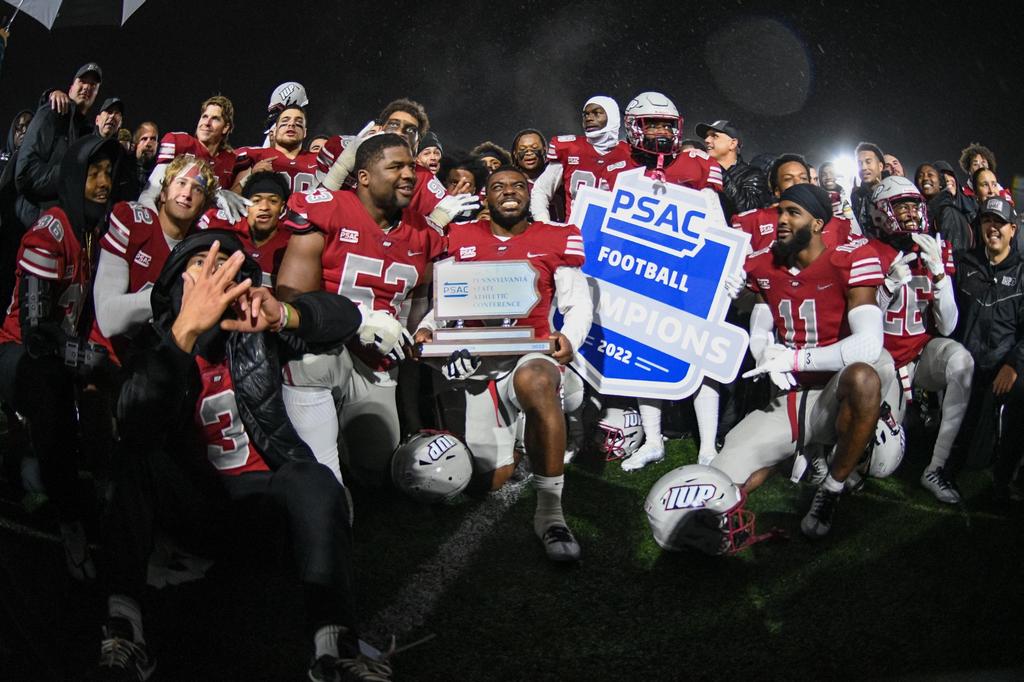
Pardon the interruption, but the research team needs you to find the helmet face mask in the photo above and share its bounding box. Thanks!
[624,91,684,157]
[596,407,644,461]
[864,402,905,478]
[870,175,931,238]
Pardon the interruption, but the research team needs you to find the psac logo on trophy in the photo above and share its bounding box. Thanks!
[569,168,751,401]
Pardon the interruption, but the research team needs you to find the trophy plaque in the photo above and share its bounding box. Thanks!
[419,258,556,357]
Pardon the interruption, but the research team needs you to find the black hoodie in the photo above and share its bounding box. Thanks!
[0,108,33,174]
[117,230,363,471]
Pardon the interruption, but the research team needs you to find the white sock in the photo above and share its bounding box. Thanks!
[694,382,719,459]
[108,594,144,644]
[637,399,664,449]
[931,350,972,470]
[314,625,343,660]
[282,385,343,483]
[823,474,844,494]
[532,474,566,538]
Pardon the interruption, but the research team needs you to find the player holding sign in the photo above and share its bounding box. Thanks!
[712,184,894,539]
[415,166,593,562]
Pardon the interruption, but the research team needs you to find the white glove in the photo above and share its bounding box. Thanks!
[912,233,944,278]
[743,344,797,391]
[724,268,746,300]
[214,190,252,224]
[357,308,413,361]
[427,193,482,229]
[322,120,378,190]
[442,349,481,380]
[883,251,916,294]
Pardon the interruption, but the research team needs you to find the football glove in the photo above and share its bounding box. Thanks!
[427,193,482,229]
[357,308,413,361]
[322,120,377,190]
[724,268,747,300]
[442,349,481,381]
[912,233,945,278]
[214,190,252,224]
[743,344,797,391]
[883,251,917,294]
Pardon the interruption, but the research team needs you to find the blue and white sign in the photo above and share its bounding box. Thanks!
[570,168,750,400]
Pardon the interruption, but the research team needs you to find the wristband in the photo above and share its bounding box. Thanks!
[271,302,289,333]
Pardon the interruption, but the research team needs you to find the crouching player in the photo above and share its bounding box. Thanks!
[98,233,392,680]
[712,184,894,539]
[414,167,593,561]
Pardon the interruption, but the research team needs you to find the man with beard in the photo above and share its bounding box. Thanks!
[132,122,158,190]
[851,142,885,237]
[915,162,973,252]
[0,135,119,580]
[90,156,218,364]
[712,184,891,539]
[199,171,292,288]
[867,176,971,504]
[233,106,320,194]
[277,134,445,484]
[413,167,592,561]
[531,95,632,223]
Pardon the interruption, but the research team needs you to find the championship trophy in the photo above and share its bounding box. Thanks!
[419,257,556,357]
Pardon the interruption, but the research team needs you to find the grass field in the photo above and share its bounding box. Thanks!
[2,425,1023,681]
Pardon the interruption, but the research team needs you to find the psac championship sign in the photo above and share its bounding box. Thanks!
[570,168,750,400]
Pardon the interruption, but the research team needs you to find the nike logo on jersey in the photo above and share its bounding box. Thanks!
[407,250,423,257]
[527,252,547,258]
[817,283,833,290]
[606,161,626,171]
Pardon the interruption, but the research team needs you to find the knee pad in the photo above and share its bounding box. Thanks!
[945,348,974,389]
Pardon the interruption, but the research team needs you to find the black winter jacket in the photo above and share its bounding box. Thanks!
[954,248,1024,374]
[117,231,363,470]
[721,158,771,219]
[928,191,974,253]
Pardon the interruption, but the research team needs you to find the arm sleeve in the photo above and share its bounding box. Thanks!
[137,163,166,211]
[748,302,775,363]
[796,304,883,371]
[554,266,592,355]
[290,291,363,348]
[930,275,958,336]
[530,162,563,223]
[14,107,62,201]
[93,249,154,338]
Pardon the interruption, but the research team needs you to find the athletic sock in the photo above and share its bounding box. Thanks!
[532,474,567,538]
[637,399,664,448]
[281,385,343,484]
[314,624,343,660]
[694,383,720,460]
[823,474,845,494]
[108,594,144,644]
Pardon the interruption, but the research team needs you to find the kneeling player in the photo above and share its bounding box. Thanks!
[713,184,894,539]
[868,176,973,503]
[415,167,593,561]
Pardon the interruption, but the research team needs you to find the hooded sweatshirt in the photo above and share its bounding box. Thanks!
[0,109,33,173]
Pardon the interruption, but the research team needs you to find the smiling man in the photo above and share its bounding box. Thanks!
[851,141,885,237]
[233,106,320,194]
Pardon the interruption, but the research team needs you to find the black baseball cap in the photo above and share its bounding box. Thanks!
[980,197,1016,224]
[74,62,103,82]
[696,119,742,141]
[99,97,123,114]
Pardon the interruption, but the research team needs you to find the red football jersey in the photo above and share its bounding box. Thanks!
[284,188,446,369]
[316,134,447,217]
[88,201,180,360]
[234,146,320,194]
[872,237,956,368]
[732,205,853,253]
[445,221,585,340]
[746,238,884,385]
[0,208,91,344]
[545,136,633,222]
[197,209,291,288]
[157,132,238,190]
[624,147,724,193]
[194,355,270,476]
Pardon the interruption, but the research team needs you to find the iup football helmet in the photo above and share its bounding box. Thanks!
[624,91,683,156]
[869,175,930,236]
[864,402,905,478]
[645,464,758,555]
[391,430,473,503]
[268,81,309,112]
[595,406,644,461]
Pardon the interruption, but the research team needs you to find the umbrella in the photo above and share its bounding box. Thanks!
[2,0,146,30]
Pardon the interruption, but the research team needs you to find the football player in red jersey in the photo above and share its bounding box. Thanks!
[276,134,445,485]
[91,156,217,364]
[413,166,592,561]
[232,106,320,194]
[0,135,120,581]
[97,232,392,681]
[199,171,292,288]
[712,184,894,539]
[317,98,476,230]
[617,91,727,473]
[867,176,972,504]
[732,153,854,254]
[531,95,633,223]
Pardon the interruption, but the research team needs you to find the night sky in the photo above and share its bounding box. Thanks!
[2,0,1023,190]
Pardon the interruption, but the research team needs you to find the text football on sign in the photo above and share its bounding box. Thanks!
[570,168,750,400]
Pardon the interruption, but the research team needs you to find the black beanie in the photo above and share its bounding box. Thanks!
[780,183,833,223]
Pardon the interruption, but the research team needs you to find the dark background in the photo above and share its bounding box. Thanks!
[2,0,1023,186]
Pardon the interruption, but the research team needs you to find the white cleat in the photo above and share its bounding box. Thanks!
[622,442,665,472]
[921,467,961,504]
